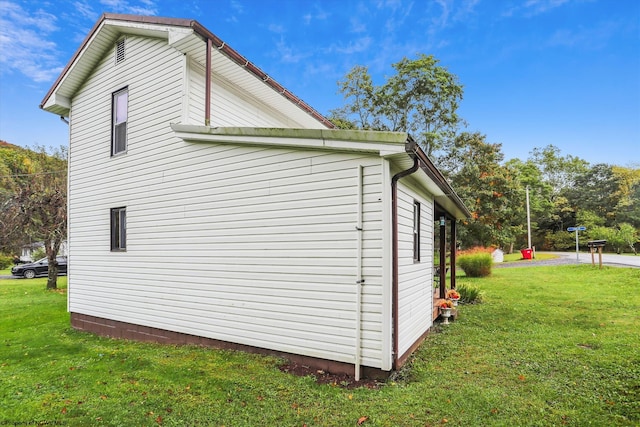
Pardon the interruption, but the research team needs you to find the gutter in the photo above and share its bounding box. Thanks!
[40,13,336,130]
[189,21,335,129]
[407,140,470,219]
[390,139,470,370]
[390,152,420,369]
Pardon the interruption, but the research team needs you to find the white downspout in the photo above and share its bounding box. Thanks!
[355,165,364,381]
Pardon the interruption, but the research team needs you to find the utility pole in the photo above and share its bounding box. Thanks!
[526,186,532,249]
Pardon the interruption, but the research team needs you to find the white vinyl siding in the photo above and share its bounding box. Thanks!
[71,146,385,367]
[396,179,434,356]
[186,58,307,128]
[69,36,388,370]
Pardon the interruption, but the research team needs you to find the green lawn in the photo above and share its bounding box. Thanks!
[501,251,558,263]
[1,266,638,426]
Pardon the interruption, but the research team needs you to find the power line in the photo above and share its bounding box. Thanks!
[0,170,66,179]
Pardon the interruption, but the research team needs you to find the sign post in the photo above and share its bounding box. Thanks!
[567,226,586,263]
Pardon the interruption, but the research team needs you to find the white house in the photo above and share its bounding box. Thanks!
[41,14,469,378]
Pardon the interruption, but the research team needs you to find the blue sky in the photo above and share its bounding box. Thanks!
[0,0,638,166]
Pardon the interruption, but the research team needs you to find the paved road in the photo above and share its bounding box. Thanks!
[548,251,640,268]
[496,251,639,269]
[1,252,637,279]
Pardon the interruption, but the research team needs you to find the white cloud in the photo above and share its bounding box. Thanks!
[274,37,307,63]
[226,0,243,23]
[350,17,367,33]
[302,5,329,25]
[99,0,158,15]
[230,0,243,14]
[0,1,62,83]
[546,20,617,50]
[326,37,372,55]
[73,0,99,21]
[268,23,285,34]
[504,0,571,17]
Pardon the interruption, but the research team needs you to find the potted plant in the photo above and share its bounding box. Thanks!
[447,289,461,306]
[438,300,454,324]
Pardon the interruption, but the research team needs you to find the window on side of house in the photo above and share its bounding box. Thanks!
[413,200,421,262]
[112,87,128,156]
[110,207,127,251]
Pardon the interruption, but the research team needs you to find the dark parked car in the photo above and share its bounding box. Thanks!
[11,256,68,279]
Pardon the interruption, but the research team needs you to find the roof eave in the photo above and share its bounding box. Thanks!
[171,124,407,155]
[404,139,471,220]
[40,13,335,129]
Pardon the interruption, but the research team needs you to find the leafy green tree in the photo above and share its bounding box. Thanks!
[0,144,67,289]
[612,165,640,228]
[617,223,639,254]
[443,132,523,249]
[333,54,463,156]
[526,145,590,249]
[529,145,589,197]
[505,158,556,249]
[566,164,621,226]
[1,142,36,255]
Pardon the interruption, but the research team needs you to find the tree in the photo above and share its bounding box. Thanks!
[618,223,639,255]
[1,142,35,255]
[0,144,67,289]
[611,165,640,228]
[443,132,523,249]
[566,164,621,226]
[529,145,589,198]
[527,145,590,249]
[332,54,464,156]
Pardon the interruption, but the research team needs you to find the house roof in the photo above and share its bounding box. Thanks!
[40,13,469,220]
[40,13,335,129]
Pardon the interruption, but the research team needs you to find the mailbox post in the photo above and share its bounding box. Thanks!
[587,240,607,269]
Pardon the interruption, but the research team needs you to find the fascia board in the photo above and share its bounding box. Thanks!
[40,19,109,113]
[41,93,71,114]
[171,124,407,155]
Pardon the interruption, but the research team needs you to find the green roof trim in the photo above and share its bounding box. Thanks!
[174,125,408,144]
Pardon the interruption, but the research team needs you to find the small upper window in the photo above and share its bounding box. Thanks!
[115,38,126,64]
[112,87,128,156]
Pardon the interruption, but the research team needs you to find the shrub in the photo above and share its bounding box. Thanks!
[457,284,483,304]
[458,253,492,277]
[458,246,494,256]
[0,254,13,270]
[31,248,46,261]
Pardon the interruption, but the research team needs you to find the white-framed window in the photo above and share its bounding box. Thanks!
[112,87,128,156]
[110,207,127,251]
[413,200,421,262]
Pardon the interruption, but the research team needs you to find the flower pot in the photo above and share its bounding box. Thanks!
[449,298,459,307]
[440,307,452,325]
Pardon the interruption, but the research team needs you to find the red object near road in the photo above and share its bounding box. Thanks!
[520,248,533,260]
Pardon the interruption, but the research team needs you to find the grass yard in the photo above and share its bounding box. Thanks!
[1,266,638,426]
[501,252,558,263]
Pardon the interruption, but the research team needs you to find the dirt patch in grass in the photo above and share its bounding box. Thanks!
[278,362,382,389]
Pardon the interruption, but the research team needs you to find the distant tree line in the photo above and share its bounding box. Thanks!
[330,55,640,253]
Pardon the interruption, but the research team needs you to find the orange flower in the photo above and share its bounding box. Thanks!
[439,300,453,309]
